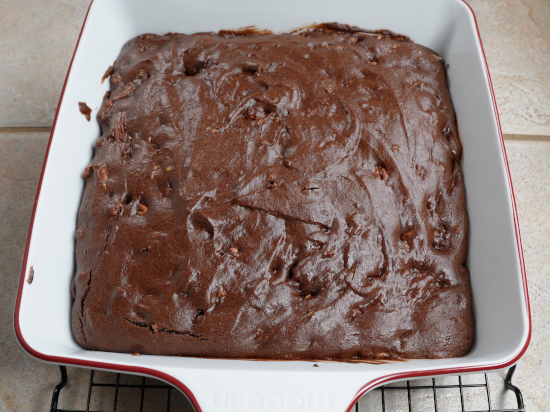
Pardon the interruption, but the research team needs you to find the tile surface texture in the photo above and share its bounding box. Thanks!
[467,0,550,136]
[0,0,90,127]
[505,140,550,412]
[0,132,60,411]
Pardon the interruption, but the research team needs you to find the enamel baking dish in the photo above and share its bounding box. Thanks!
[14,0,530,411]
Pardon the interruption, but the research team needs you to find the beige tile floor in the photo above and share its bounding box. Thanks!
[0,0,549,411]
[468,0,550,136]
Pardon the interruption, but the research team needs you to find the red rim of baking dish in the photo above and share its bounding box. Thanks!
[13,1,531,411]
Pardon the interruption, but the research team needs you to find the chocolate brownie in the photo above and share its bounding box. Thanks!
[72,25,474,360]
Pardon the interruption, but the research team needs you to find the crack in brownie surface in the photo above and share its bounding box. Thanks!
[71,27,474,360]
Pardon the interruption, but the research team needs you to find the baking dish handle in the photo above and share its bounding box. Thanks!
[167,367,380,412]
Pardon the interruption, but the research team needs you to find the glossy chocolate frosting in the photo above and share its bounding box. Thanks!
[72,26,474,360]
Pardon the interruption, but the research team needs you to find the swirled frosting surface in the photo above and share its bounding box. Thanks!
[72,27,474,360]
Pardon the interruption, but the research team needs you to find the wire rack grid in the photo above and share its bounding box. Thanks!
[50,365,524,412]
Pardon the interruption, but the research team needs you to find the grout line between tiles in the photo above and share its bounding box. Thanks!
[503,134,550,141]
[0,128,548,142]
[0,127,52,134]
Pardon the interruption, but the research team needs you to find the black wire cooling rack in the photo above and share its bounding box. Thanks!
[50,365,524,412]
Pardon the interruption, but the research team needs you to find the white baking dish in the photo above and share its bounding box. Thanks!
[14,0,530,411]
